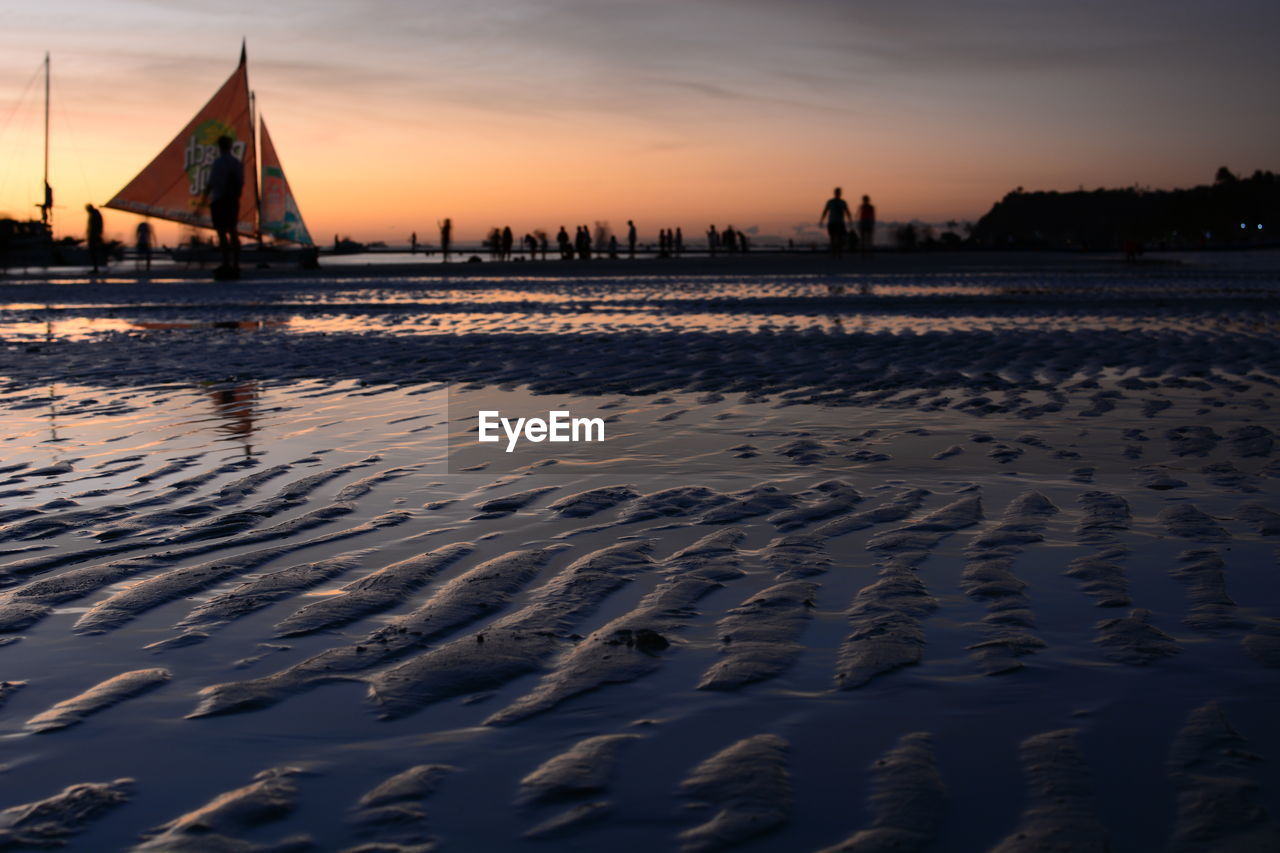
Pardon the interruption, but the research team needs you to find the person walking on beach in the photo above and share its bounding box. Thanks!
[85,203,105,273]
[857,195,876,255]
[201,135,244,279]
[707,224,718,256]
[819,187,852,258]
[438,218,452,263]
[501,226,513,262]
[410,231,417,255]
[627,220,637,258]
[675,227,684,258]
[135,220,152,272]
[557,225,571,259]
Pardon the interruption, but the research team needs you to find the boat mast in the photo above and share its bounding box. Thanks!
[251,88,263,247]
[241,37,262,247]
[41,52,51,226]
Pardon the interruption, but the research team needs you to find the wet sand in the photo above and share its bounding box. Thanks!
[0,255,1278,851]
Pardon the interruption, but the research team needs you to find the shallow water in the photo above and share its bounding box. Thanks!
[1,268,1278,851]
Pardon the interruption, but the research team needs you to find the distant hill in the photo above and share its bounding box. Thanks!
[971,168,1278,251]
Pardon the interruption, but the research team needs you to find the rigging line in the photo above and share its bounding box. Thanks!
[0,59,43,141]
[0,62,45,208]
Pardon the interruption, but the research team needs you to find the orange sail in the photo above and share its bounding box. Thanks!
[259,117,313,245]
[106,52,258,236]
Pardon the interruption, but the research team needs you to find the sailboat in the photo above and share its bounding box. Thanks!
[0,53,55,271]
[107,44,313,251]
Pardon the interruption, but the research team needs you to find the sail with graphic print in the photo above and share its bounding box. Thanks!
[105,44,312,245]
[259,117,312,245]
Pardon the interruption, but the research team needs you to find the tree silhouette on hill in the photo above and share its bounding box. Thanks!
[972,168,1277,250]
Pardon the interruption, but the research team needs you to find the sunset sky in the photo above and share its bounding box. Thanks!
[1,0,1277,245]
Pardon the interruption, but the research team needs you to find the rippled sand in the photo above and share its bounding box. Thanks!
[0,260,1277,851]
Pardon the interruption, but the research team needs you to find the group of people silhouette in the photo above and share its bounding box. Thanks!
[820,187,875,257]
[550,225,598,260]
[707,224,750,255]
[408,214,878,262]
[405,215,785,263]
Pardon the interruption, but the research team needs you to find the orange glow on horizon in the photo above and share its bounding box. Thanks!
[2,4,1276,248]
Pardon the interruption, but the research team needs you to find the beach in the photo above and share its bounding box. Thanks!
[1,250,1278,851]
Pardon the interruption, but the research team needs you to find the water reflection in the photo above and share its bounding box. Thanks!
[131,320,285,332]
[202,380,259,456]
[2,307,1275,344]
[0,317,287,342]
[3,272,1276,345]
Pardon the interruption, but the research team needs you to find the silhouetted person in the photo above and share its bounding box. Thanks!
[675,227,684,257]
[525,233,538,258]
[627,220,637,258]
[538,232,548,260]
[608,234,618,258]
[857,194,875,255]
[410,231,417,254]
[85,204,104,273]
[707,224,718,256]
[576,225,592,260]
[135,220,152,272]
[557,225,571,259]
[202,135,244,278]
[501,226,513,262]
[439,218,452,263]
[820,187,852,258]
[723,226,736,253]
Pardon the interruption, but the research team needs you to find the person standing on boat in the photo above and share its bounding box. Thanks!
[819,187,852,258]
[85,203,105,273]
[201,135,244,279]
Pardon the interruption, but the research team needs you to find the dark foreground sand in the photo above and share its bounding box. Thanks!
[0,255,1277,851]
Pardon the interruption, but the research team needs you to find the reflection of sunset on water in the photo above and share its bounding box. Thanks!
[3,272,1276,342]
